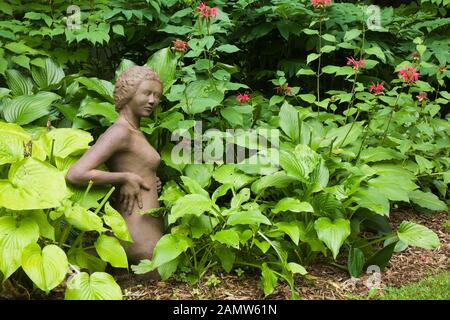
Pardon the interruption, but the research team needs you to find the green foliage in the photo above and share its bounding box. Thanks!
[0,0,449,300]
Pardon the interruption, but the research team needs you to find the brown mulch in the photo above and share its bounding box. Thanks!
[117,209,450,300]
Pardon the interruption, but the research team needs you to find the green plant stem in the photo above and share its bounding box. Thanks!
[93,186,115,215]
[381,86,405,145]
[316,12,323,112]
[338,107,361,148]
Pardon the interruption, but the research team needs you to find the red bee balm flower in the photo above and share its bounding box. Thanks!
[171,39,188,52]
[398,66,420,84]
[311,0,332,8]
[346,57,366,71]
[236,93,250,104]
[416,92,428,102]
[369,82,384,96]
[196,2,218,18]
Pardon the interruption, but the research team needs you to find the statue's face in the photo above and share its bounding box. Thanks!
[127,79,162,117]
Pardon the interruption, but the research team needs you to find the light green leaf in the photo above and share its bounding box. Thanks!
[68,248,106,273]
[65,272,122,300]
[94,235,128,268]
[21,243,68,293]
[217,44,240,53]
[65,204,106,233]
[77,77,114,103]
[360,147,406,163]
[261,263,277,296]
[276,222,300,245]
[314,217,351,260]
[279,102,299,141]
[211,229,240,249]
[0,158,68,210]
[227,210,271,226]
[353,187,390,216]
[272,198,314,214]
[306,53,321,65]
[11,55,30,70]
[287,262,307,275]
[298,94,316,104]
[397,221,440,250]
[180,175,209,198]
[344,29,362,42]
[0,217,39,280]
[43,128,93,158]
[2,92,60,125]
[280,144,320,182]
[169,194,211,225]
[212,165,256,190]
[132,234,192,273]
[112,24,124,36]
[251,171,297,194]
[28,210,55,241]
[408,190,448,211]
[103,203,133,242]
[0,121,31,165]
[78,96,118,124]
[146,48,178,94]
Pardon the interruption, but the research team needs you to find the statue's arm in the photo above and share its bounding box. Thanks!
[66,125,132,187]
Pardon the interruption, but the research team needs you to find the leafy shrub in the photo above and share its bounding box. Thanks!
[0,0,448,299]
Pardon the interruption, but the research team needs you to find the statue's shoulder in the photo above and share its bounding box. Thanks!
[101,122,132,144]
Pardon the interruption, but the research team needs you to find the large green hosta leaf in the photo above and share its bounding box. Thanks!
[78,96,118,125]
[5,69,33,96]
[0,158,68,210]
[408,190,448,211]
[279,102,299,141]
[177,80,224,114]
[77,77,114,103]
[0,216,39,280]
[65,272,122,300]
[353,187,390,216]
[251,171,297,194]
[30,58,65,90]
[94,235,128,268]
[280,144,320,182]
[102,203,132,242]
[146,48,177,94]
[132,234,192,273]
[169,194,212,225]
[0,121,31,165]
[397,221,440,250]
[43,128,93,158]
[212,165,256,190]
[21,243,68,293]
[314,217,351,259]
[64,204,106,233]
[2,91,60,125]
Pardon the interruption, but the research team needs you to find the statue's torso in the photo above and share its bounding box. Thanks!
[106,124,161,211]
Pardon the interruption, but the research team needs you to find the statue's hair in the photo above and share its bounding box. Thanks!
[113,65,163,111]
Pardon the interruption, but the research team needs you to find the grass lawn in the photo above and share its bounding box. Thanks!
[381,271,450,300]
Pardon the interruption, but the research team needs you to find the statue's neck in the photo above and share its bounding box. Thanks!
[119,109,140,130]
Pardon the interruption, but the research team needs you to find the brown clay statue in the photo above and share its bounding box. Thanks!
[66,65,164,270]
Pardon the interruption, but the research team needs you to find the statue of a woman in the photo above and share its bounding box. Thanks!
[66,66,163,268]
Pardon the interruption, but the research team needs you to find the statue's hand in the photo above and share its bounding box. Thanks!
[119,173,150,214]
[156,177,162,194]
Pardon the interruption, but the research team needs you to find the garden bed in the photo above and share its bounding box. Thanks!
[116,209,449,300]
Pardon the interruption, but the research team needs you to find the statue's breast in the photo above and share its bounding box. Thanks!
[128,133,161,170]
